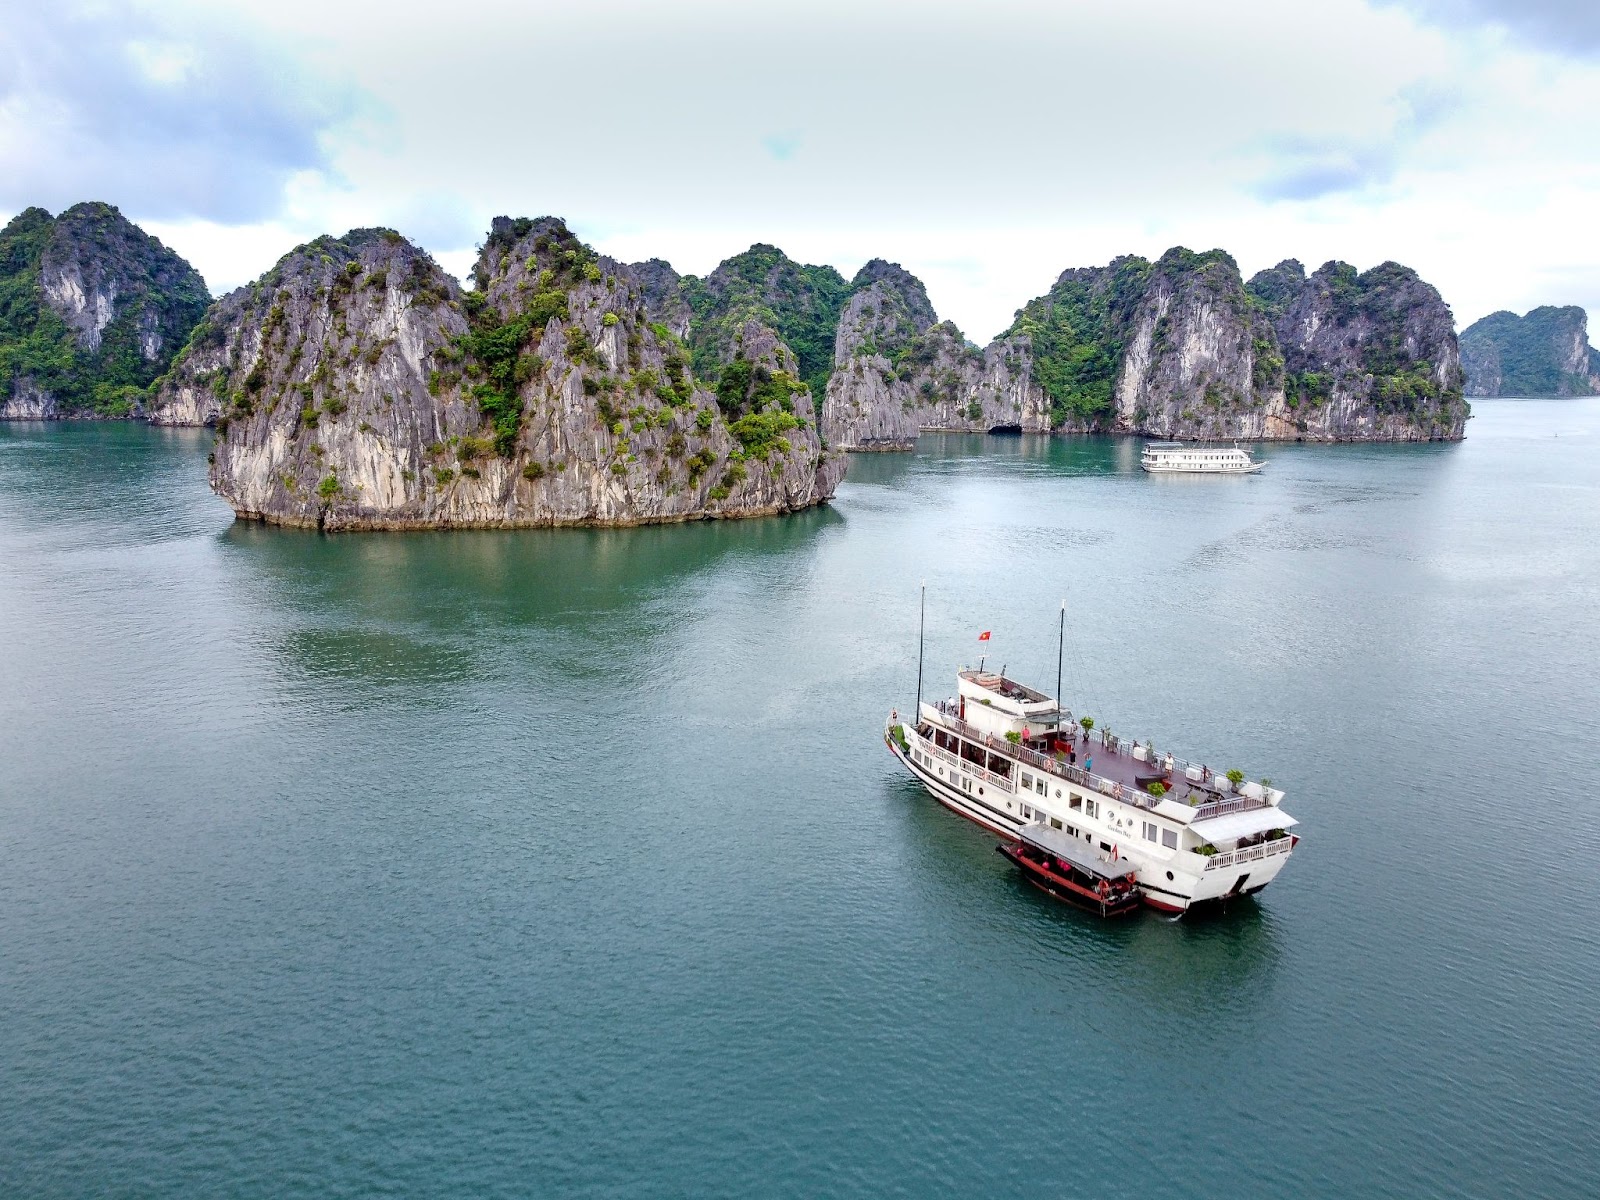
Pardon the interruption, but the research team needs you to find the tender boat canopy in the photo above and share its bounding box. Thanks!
[1018,823,1139,880]
[1189,808,1300,841]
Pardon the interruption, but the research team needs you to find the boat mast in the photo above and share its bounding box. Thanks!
[1056,599,1065,709]
[915,581,925,719]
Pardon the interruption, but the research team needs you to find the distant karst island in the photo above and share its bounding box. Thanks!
[0,201,1503,529]
[0,203,208,419]
[1460,306,1600,397]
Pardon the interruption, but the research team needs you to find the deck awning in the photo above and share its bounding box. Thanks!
[1189,808,1299,841]
[1021,709,1067,727]
[1017,823,1139,880]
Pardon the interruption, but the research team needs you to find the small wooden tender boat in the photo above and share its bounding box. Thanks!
[998,823,1142,917]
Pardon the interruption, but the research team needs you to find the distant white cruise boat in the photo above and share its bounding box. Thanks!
[1141,442,1263,474]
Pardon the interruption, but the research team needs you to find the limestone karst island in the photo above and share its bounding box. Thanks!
[15,200,1600,530]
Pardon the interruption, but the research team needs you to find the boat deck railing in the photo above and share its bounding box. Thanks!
[922,705,1161,810]
[918,701,1275,821]
[1202,834,1294,870]
[916,732,1017,793]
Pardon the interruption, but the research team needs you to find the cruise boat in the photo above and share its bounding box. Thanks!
[885,650,1298,913]
[1141,442,1264,474]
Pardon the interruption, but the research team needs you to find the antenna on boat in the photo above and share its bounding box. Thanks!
[915,580,925,720]
[1056,598,1065,709]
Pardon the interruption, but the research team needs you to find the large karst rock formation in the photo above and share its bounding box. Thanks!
[822,249,1467,448]
[154,218,843,530]
[0,203,209,419]
[1459,306,1600,397]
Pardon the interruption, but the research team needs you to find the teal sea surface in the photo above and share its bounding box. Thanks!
[3,400,1598,1197]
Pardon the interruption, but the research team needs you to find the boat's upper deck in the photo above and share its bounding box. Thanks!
[959,670,1052,705]
[920,692,1285,826]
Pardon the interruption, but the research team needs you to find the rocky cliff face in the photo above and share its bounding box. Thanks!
[157,218,841,530]
[0,203,209,419]
[1252,260,1468,440]
[1109,250,1285,438]
[628,257,692,341]
[1459,306,1600,397]
[1012,250,1467,442]
[821,260,1048,449]
[829,246,1467,448]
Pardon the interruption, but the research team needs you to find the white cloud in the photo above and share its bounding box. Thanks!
[6,0,1600,336]
[1385,0,1600,54]
[0,1,364,225]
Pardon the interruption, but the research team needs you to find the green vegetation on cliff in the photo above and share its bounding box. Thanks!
[1459,306,1600,397]
[681,245,851,399]
[1249,259,1465,418]
[1006,255,1153,424]
[0,203,208,416]
[460,220,598,454]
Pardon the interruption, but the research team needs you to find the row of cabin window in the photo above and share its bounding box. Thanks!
[925,746,1178,851]
[1020,765,1184,851]
[1143,820,1179,850]
[1021,770,1096,818]
[931,728,1015,777]
[1019,805,1107,849]
[916,748,982,798]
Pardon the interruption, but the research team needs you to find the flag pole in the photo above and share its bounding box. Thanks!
[915,581,926,720]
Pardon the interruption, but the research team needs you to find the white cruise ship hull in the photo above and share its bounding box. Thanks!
[1141,442,1265,474]
[1141,461,1264,474]
[886,717,1293,913]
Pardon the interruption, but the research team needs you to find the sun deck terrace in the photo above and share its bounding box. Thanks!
[919,696,1282,824]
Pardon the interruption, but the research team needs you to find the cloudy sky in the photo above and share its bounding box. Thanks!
[3,0,1598,340]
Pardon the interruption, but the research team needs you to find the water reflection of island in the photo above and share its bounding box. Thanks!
[217,504,845,704]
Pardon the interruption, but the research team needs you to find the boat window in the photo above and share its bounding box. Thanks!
[1069,793,1082,811]
[1049,818,1063,830]
[1084,799,1098,819]
[1162,829,1178,849]
[1021,772,1033,789]
[1034,779,1046,797]
[1022,805,1032,820]
[1143,822,1159,844]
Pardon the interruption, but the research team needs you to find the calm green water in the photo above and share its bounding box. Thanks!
[3,402,1598,1197]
